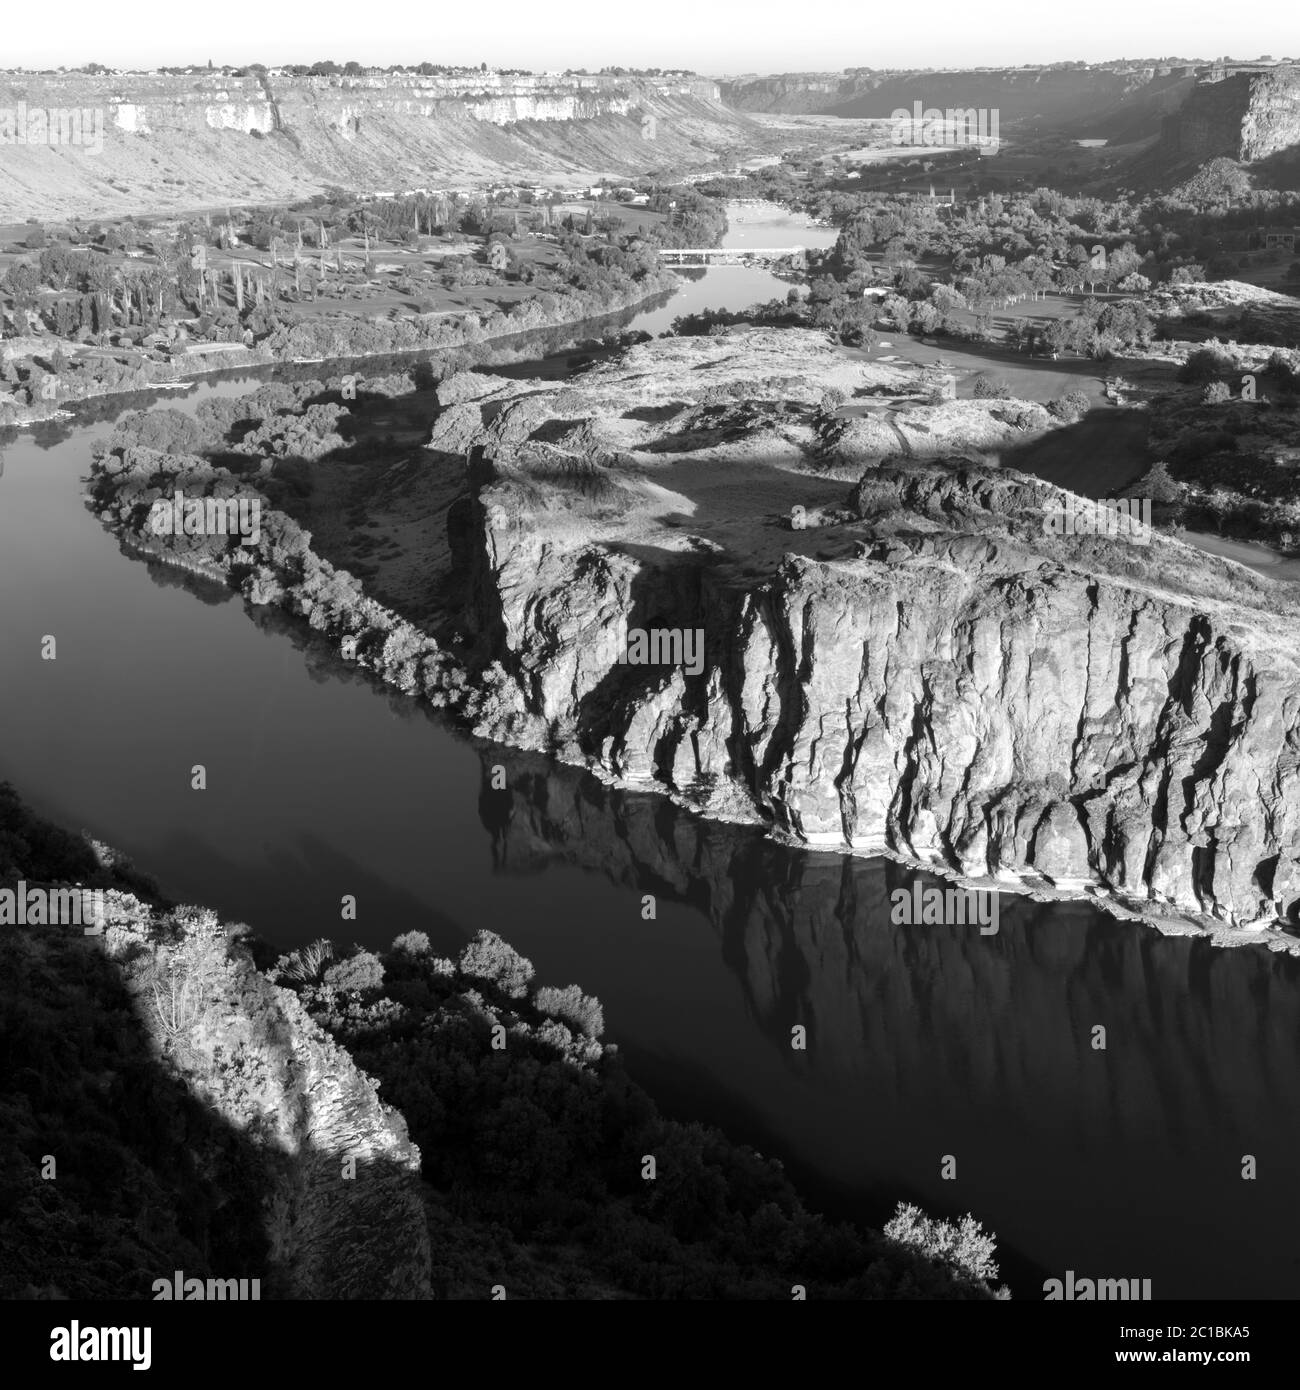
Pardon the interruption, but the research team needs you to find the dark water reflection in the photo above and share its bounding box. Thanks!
[481,750,1300,1301]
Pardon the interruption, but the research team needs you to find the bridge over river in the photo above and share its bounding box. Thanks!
[658,245,806,267]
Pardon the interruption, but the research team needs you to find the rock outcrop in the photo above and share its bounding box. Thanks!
[452,333,1300,934]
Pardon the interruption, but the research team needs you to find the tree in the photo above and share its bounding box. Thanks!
[972,373,1011,399]
[1144,459,1183,503]
[931,284,966,323]
[1170,263,1206,285]
[880,294,910,330]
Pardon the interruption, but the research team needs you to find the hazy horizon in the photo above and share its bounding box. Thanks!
[6,0,1294,75]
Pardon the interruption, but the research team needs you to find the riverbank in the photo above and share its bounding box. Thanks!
[0,273,678,431]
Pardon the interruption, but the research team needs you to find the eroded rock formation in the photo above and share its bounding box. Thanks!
[449,334,1300,932]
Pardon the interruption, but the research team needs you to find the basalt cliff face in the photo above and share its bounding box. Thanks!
[722,63,1300,166]
[1157,65,1300,164]
[440,331,1300,935]
[0,70,753,219]
[718,74,861,115]
[720,66,1197,142]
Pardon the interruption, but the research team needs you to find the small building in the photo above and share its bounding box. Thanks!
[1261,228,1298,251]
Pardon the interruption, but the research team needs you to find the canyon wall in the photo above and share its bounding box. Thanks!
[0,71,753,219]
[718,73,861,114]
[1160,66,1300,163]
[470,462,1300,932]
[720,66,1197,142]
[434,333,1300,936]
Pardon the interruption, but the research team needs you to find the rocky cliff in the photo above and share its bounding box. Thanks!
[718,73,861,114]
[441,330,1300,936]
[0,70,754,220]
[720,66,1197,142]
[1159,66,1300,163]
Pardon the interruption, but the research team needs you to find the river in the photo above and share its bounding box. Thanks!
[1,204,1298,1300]
[630,200,840,335]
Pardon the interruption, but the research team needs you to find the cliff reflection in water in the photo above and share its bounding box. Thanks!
[478,747,1300,1300]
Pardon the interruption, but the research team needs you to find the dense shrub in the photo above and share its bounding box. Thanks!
[323,949,384,994]
[1048,389,1090,422]
[276,938,334,984]
[391,930,432,956]
[534,983,605,1039]
[883,1203,1002,1286]
[1178,346,1234,384]
[295,930,1006,1299]
[1265,350,1300,396]
[457,929,535,998]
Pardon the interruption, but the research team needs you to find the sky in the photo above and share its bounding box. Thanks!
[6,0,1295,74]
